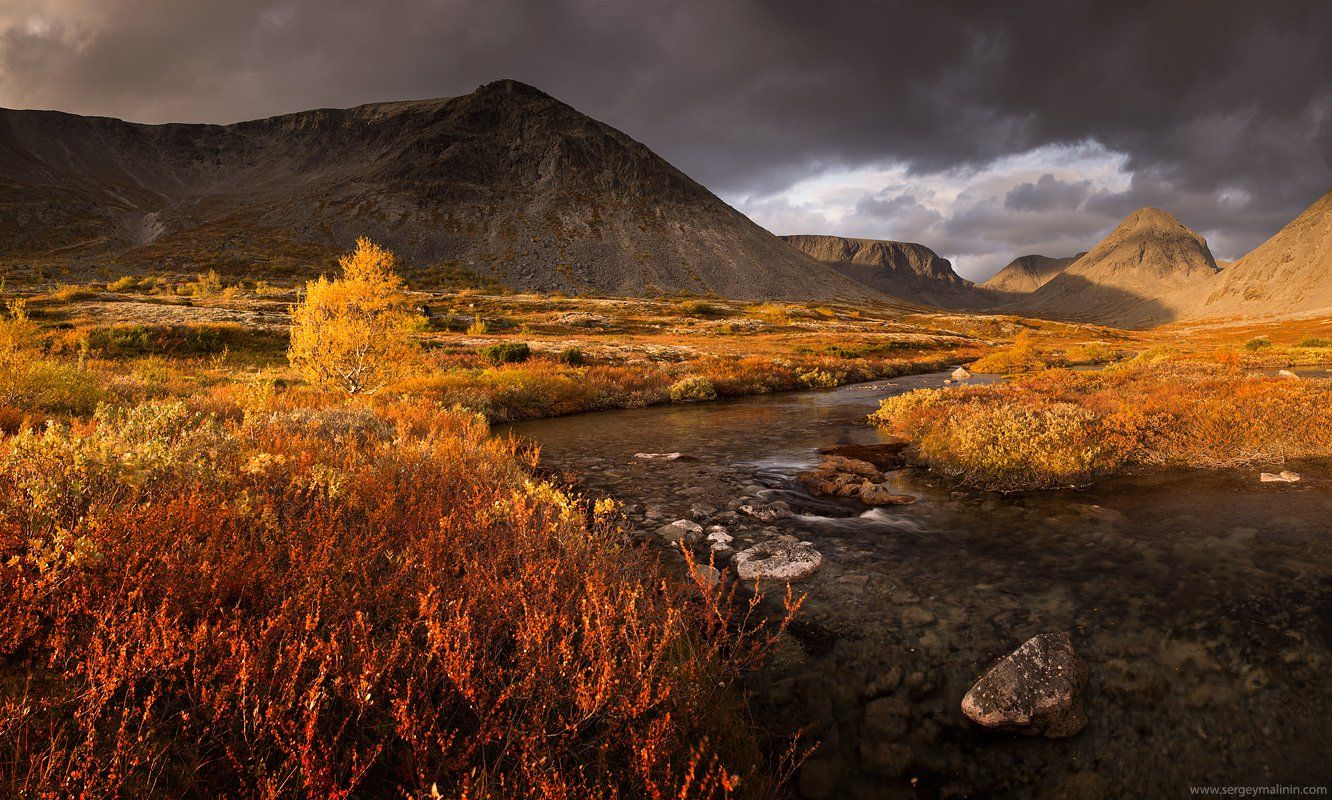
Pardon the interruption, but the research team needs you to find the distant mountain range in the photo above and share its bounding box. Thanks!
[781,235,983,309]
[980,254,1083,295]
[2,79,1328,327]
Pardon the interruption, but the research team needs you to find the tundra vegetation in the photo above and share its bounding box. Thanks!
[874,355,1332,491]
[0,242,807,799]
[0,240,1329,795]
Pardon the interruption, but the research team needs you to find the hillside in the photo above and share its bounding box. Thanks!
[1016,208,1219,327]
[980,253,1081,295]
[1185,190,1332,321]
[782,234,980,308]
[0,80,889,302]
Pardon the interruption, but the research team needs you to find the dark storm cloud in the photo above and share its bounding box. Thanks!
[1,0,1329,270]
[1005,175,1093,213]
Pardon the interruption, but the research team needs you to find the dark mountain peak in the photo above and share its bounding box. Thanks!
[472,78,554,100]
[0,81,890,304]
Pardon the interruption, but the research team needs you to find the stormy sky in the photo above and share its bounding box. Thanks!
[2,0,1329,279]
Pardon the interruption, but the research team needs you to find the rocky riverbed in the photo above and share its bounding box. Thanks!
[505,373,1332,798]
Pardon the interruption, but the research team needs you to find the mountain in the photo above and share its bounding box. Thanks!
[1185,190,1332,320]
[979,253,1081,295]
[781,234,981,308]
[0,79,889,302]
[1016,208,1219,327]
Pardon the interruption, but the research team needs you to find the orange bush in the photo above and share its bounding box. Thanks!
[0,399,783,799]
[873,360,1332,490]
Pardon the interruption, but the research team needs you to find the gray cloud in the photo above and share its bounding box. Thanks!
[1,0,1328,273]
[1005,174,1092,212]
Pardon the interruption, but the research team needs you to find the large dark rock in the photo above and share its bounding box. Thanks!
[961,632,1088,737]
[816,442,909,471]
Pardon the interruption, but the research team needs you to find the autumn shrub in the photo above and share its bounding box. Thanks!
[1297,337,1332,348]
[1244,336,1273,352]
[557,346,586,365]
[798,368,839,389]
[0,398,783,799]
[0,359,104,416]
[677,299,722,318]
[669,375,718,402]
[45,284,97,302]
[968,330,1052,373]
[873,360,1332,490]
[478,340,531,364]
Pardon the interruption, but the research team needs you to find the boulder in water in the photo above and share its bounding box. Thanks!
[798,455,885,497]
[1260,470,1302,483]
[734,537,823,582]
[952,367,973,380]
[658,519,704,544]
[858,483,916,506]
[816,442,908,470]
[961,632,1088,737]
[1277,369,1300,380]
[738,503,790,521]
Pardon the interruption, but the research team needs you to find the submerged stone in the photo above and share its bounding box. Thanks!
[961,632,1088,737]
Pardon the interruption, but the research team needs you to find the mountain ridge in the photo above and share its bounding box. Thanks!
[781,234,982,309]
[0,79,893,303]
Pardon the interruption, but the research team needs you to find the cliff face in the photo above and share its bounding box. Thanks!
[782,234,982,309]
[0,79,890,303]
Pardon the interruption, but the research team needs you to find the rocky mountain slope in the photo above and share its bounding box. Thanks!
[1184,190,1332,321]
[0,79,890,302]
[782,234,981,308]
[1016,208,1219,327]
[979,253,1081,296]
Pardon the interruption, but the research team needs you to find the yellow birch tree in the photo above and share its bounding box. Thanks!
[288,238,422,394]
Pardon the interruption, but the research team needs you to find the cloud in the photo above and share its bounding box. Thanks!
[0,0,1328,275]
[1004,174,1092,212]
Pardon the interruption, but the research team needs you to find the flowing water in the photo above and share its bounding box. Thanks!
[505,372,1332,799]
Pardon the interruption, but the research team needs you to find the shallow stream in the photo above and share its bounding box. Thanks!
[506,371,1332,798]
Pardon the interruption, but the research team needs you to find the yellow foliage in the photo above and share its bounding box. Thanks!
[969,330,1051,374]
[0,299,36,366]
[873,361,1332,490]
[288,238,423,394]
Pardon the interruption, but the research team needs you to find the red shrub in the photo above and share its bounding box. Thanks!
[0,399,783,799]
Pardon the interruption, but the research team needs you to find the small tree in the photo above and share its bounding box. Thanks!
[288,238,422,394]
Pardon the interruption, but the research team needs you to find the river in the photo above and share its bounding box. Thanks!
[505,371,1332,799]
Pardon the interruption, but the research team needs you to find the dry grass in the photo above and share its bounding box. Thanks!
[873,358,1332,490]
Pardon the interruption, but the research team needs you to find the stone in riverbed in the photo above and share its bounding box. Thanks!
[737,502,790,521]
[1260,470,1301,483]
[705,526,734,555]
[1277,369,1300,380]
[633,452,695,461]
[952,367,973,380]
[798,455,885,498]
[961,632,1088,737]
[815,442,908,470]
[858,482,916,506]
[657,519,704,544]
[734,537,823,582]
